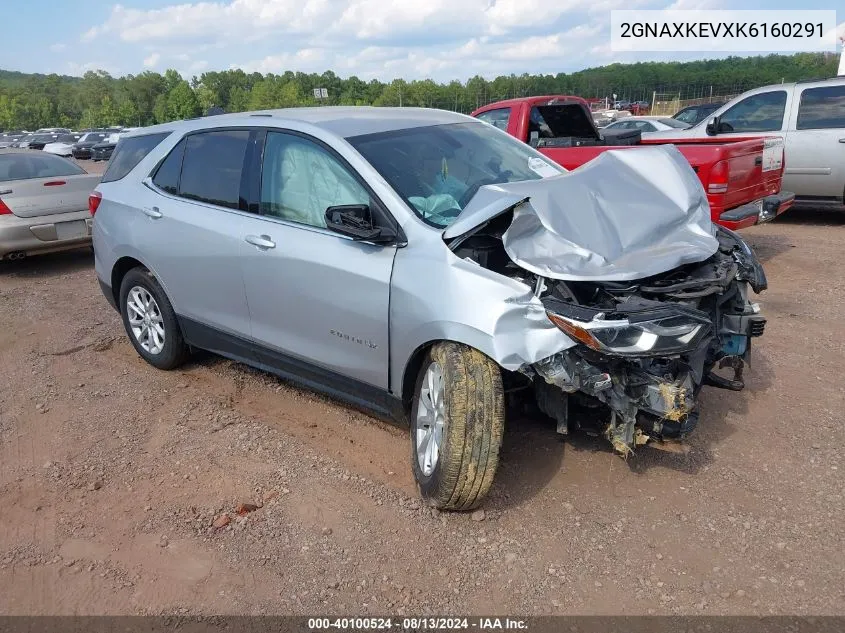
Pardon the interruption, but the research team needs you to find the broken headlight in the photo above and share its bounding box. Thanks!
[547,312,707,356]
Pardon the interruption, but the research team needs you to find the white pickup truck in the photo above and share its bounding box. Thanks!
[650,77,845,208]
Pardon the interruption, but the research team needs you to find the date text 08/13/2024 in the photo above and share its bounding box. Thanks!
[308,617,528,630]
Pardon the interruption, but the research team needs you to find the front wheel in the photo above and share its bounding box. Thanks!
[410,342,505,511]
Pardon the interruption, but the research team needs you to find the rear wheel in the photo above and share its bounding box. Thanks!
[410,342,505,511]
[119,267,188,370]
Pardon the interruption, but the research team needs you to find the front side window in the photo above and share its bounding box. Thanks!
[797,85,845,130]
[718,91,787,133]
[349,121,564,228]
[178,130,250,209]
[0,153,85,182]
[102,132,170,183]
[260,132,369,228]
[475,108,511,131]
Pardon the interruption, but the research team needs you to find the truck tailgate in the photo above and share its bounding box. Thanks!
[642,136,784,213]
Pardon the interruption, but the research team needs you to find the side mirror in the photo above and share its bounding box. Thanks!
[705,115,721,136]
[325,204,385,242]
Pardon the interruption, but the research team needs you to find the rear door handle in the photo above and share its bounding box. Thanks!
[839,138,845,143]
[0,189,12,195]
[245,234,276,250]
[142,207,162,219]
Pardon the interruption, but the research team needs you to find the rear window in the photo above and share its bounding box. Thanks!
[797,85,845,130]
[101,132,170,183]
[531,104,597,139]
[177,130,250,209]
[0,153,86,182]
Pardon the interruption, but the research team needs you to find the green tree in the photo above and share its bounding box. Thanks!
[166,81,201,120]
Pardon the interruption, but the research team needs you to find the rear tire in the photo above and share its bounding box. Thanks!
[410,342,505,511]
[119,267,188,370]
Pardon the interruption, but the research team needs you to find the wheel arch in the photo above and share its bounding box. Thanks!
[397,326,503,415]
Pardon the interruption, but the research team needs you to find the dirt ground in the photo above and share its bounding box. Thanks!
[1,172,843,615]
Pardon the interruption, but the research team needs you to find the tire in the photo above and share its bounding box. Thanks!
[119,267,188,370]
[410,342,505,511]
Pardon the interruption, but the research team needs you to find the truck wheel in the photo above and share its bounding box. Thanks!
[410,342,505,511]
[119,267,188,370]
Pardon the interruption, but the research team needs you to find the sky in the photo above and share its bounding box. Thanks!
[0,0,841,81]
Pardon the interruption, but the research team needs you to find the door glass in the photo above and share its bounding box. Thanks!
[718,91,787,133]
[475,108,511,131]
[179,130,250,209]
[260,132,369,228]
[152,139,185,194]
[797,85,845,130]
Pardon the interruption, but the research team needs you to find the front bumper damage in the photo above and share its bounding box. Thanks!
[524,226,767,455]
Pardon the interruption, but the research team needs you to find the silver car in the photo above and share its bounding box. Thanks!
[0,149,100,260]
[92,108,768,510]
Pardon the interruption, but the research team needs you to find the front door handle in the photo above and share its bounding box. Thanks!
[142,206,162,219]
[0,189,12,195]
[245,234,276,250]
[839,138,845,143]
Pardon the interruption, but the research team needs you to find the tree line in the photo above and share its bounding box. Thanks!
[0,53,839,131]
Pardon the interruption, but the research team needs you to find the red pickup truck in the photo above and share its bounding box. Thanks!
[472,96,795,230]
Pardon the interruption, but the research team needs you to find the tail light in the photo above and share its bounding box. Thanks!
[88,191,102,216]
[0,197,12,215]
[708,160,729,194]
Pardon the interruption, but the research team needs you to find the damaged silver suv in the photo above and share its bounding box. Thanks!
[92,108,767,510]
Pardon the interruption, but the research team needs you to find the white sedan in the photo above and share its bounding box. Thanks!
[43,134,83,157]
[603,116,690,133]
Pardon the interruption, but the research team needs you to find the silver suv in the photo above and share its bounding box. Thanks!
[93,108,768,510]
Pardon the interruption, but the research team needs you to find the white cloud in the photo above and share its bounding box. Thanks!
[49,42,67,53]
[70,0,751,81]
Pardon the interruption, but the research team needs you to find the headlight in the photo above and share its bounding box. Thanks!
[547,312,707,356]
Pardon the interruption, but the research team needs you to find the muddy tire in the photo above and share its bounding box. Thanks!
[119,267,188,371]
[410,342,505,511]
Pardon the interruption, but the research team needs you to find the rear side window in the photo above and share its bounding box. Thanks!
[475,108,511,131]
[797,85,845,130]
[0,153,85,182]
[101,132,170,183]
[152,139,185,195]
[178,130,250,209]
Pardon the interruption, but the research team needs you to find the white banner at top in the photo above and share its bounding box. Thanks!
[611,10,838,53]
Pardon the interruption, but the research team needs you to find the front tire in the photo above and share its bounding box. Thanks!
[119,267,188,370]
[410,342,505,511]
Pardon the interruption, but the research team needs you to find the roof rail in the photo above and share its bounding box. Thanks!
[795,76,839,84]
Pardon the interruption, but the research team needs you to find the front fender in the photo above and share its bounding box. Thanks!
[389,240,574,399]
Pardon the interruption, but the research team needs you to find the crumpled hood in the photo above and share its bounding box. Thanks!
[445,145,719,282]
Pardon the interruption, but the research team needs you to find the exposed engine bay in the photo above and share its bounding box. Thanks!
[450,210,767,455]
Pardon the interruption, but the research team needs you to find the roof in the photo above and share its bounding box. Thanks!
[134,107,475,140]
[472,95,588,115]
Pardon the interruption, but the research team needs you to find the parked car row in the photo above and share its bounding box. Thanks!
[0,126,132,161]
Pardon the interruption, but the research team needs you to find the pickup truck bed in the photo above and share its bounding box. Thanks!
[472,96,794,230]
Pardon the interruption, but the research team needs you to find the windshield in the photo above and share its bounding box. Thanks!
[658,118,690,129]
[348,122,563,228]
